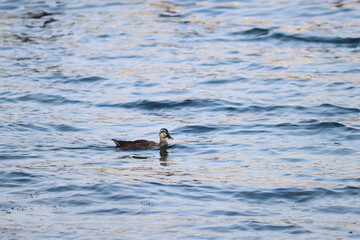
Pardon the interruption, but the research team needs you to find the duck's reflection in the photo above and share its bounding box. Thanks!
[159,146,169,166]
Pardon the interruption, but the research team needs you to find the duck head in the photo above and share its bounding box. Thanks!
[159,128,174,140]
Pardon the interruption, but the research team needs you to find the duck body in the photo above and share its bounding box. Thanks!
[111,139,157,150]
[112,128,173,150]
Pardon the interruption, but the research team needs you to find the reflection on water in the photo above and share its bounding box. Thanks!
[159,146,169,165]
[114,146,170,165]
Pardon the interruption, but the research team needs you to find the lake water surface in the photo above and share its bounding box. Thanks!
[0,0,359,239]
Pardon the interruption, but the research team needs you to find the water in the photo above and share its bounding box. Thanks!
[1,0,359,239]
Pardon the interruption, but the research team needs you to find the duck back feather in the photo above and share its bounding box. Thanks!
[111,139,157,150]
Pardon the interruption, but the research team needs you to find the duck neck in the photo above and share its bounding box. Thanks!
[158,136,168,147]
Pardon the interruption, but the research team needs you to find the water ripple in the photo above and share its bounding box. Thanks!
[1,0,359,239]
[231,28,360,46]
[6,93,85,105]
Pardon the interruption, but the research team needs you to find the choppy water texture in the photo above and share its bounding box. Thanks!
[1,0,360,239]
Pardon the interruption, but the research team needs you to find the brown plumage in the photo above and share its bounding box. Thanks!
[112,128,174,150]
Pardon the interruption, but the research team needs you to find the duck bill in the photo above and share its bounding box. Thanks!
[168,136,174,140]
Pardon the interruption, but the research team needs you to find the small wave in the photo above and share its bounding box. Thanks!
[177,125,223,133]
[48,123,85,132]
[62,76,107,84]
[346,134,360,141]
[279,158,305,163]
[82,208,131,215]
[32,196,94,208]
[6,123,49,132]
[304,121,359,133]
[317,103,360,115]
[213,103,359,118]
[200,77,248,85]
[10,93,85,105]
[267,121,360,134]
[229,28,360,46]
[209,209,261,217]
[229,129,271,135]
[231,28,270,37]
[46,185,78,193]
[212,104,304,114]
[0,5,18,10]
[233,187,358,204]
[272,33,360,45]
[0,171,41,186]
[87,55,143,60]
[144,183,359,204]
[316,205,360,215]
[0,154,41,160]
[45,145,115,152]
[171,143,197,150]
[96,100,360,123]
[97,98,231,110]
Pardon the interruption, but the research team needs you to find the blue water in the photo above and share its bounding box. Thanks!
[1,0,359,239]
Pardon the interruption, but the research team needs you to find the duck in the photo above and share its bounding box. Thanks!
[112,128,174,150]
